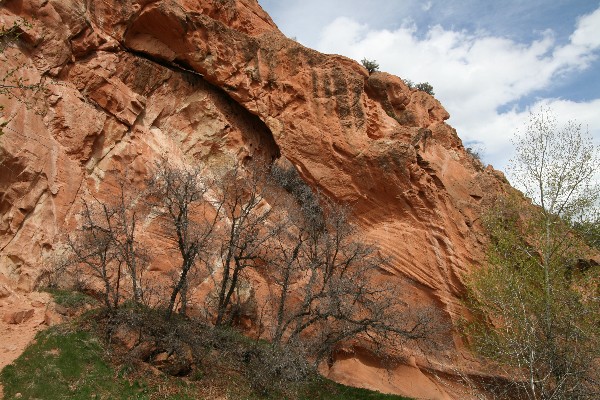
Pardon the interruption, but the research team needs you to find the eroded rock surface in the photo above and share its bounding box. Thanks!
[0,1,510,398]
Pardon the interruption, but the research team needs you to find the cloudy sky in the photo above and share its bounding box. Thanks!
[259,0,600,173]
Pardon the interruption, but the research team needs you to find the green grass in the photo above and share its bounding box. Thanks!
[0,327,198,400]
[1,327,149,399]
[44,288,96,308]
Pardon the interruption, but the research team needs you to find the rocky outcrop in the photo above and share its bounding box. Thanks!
[0,289,55,370]
[0,1,510,398]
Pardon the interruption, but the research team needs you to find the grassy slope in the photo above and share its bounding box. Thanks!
[1,324,254,399]
[1,328,161,399]
[1,321,412,400]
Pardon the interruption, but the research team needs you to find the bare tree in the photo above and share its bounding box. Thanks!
[58,176,148,308]
[111,179,148,304]
[65,199,122,309]
[267,165,434,364]
[211,162,280,326]
[149,162,219,319]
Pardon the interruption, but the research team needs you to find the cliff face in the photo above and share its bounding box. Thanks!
[0,1,510,398]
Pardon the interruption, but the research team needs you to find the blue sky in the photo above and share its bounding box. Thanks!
[259,1,600,173]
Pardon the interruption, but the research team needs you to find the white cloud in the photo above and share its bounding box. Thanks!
[570,7,600,49]
[259,0,416,49]
[315,7,600,171]
[552,7,600,72]
[484,99,600,171]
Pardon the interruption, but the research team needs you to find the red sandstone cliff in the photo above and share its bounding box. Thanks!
[0,1,511,398]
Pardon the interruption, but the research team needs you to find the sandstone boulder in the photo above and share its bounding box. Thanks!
[2,309,34,325]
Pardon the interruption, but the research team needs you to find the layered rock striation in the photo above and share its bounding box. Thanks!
[0,1,511,398]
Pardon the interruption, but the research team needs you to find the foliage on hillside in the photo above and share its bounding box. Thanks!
[0,295,412,400]
[464,109,600,399]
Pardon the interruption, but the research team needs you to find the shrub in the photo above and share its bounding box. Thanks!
[270,161,323,222]
[242,340,312,397]
[465,147,481,161]
[361,58,379,74]
[415,82,434,95]
[403,79,435,96]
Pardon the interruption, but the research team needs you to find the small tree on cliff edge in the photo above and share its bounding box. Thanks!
[415,82,434,95]
[465,108,600,399]
[361,58,379,74]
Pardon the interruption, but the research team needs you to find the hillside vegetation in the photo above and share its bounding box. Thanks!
[1,292,412,400]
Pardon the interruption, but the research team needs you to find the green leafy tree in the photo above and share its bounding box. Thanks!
[465,108,600,399]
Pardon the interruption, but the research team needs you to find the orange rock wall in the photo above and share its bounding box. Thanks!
[0,1,511,398]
